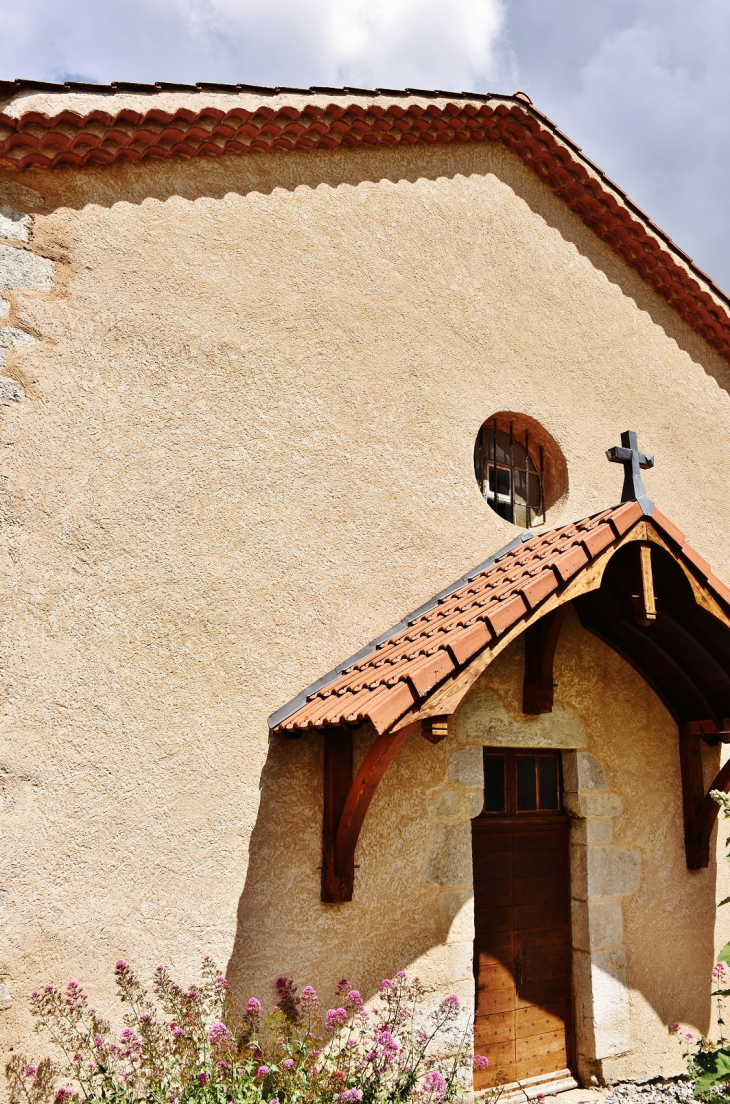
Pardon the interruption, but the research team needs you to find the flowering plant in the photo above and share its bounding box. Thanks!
[675,790,730,1101]
[6,961,499,1104]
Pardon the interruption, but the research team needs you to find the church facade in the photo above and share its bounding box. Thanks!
[0,82,730,1095]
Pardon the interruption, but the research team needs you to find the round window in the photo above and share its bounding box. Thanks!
[474,413,568,529]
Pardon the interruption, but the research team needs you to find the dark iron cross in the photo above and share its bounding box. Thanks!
[606,430,654,512]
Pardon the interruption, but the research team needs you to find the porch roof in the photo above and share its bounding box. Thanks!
[270,502,730,737]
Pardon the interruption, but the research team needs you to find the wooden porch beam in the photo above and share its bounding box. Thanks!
[680,721,730,869]
[522,607,567,714]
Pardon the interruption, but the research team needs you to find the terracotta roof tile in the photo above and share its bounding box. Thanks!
[0,85,728,364]
[272,502,644,735]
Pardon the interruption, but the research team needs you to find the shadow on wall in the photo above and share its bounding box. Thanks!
[17,137,730,399]
[226,724,450,1010]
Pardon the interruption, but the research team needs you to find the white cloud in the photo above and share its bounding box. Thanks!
[507,0,730,287]
[0,0,506,91]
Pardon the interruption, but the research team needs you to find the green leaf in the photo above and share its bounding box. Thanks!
[718,944,730,966]
[719,898,730,908]
[694,1048,730,1096]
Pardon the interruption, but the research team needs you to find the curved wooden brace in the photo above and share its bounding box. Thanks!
[321,720,422,902]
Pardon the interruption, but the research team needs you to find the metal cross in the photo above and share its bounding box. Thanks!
[606,430,654,512]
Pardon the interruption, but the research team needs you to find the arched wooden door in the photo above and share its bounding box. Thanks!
[472,748,573,1090]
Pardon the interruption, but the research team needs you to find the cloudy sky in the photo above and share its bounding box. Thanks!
[3,0,729,291]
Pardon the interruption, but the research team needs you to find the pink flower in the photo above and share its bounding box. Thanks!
[712,963,727,983]
[115,961,127,970]
[473,1055,489,1070]
[326,1007,349,1031]
[301,985,319,1010]
[380,979,393,992]
[54,1091,73,1104]
[257,1066,269,1080]
[395,971,407,979]
[421,1071,447,1101]
[283,1058,295,1069]
[685,1033,695,1041]
[197,1073,208,1086]
[25,1067,37,1078]
[246,997,262,1021]
[439,994,460,1014]
[669,1022,680,1035]
[346,990,363,1008]
[276,1037,285,1046]
[208,1022,234,1050]
[338,1091,363,1103]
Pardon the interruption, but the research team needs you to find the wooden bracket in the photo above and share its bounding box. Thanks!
[422,716,449,744]
[321,721,420,903]
[523,607,567,714]
[680,722,730,869]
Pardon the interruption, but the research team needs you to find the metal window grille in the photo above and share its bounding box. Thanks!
[474,420,546,528]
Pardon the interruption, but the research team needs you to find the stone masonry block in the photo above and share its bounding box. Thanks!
[434,789,464,817]
[0,244,54,290]
[449,746,483,788]
[0,376,25,403]
[0,325,36,361]
[588,848,641,898]
[572,898,624,952]
[563,790,623,819]
[425,822,473,887]
[0,205,31,243]
[447,940,474,982]
[0,299,8,318]
[562,751,608,792]
[466,789,484,818]
[439,890,475,942]
[586,819,613,844]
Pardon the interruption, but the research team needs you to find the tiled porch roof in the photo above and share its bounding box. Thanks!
[270,502,730,737]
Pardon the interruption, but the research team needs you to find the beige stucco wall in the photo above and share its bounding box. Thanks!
[1,134,730,1079]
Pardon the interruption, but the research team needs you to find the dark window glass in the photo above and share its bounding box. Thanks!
[538,755,559,809]
[483,755,506,812]
[516,755,537,810]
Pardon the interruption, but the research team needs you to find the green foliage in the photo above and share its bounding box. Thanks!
[676,790,730,1101]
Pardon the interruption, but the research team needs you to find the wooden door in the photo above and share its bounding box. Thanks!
[472,749,572,1090]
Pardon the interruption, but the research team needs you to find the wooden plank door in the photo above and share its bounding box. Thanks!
[472,749,572,1090]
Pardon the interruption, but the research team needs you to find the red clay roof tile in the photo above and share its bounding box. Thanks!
[273,502,647,735]
[0,88,727,364]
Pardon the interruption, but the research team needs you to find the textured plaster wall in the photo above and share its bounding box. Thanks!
[0,140,729,1073]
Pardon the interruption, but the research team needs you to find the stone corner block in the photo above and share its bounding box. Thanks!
[439,889,475,942]
[0,376,25,403]
[0,244,54,290]
[562,751,608,792]
[563,790,623,819]
[425,822,473,887]
[0,205,31,244]
[449,747,484,789]
[590,848,641,898]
